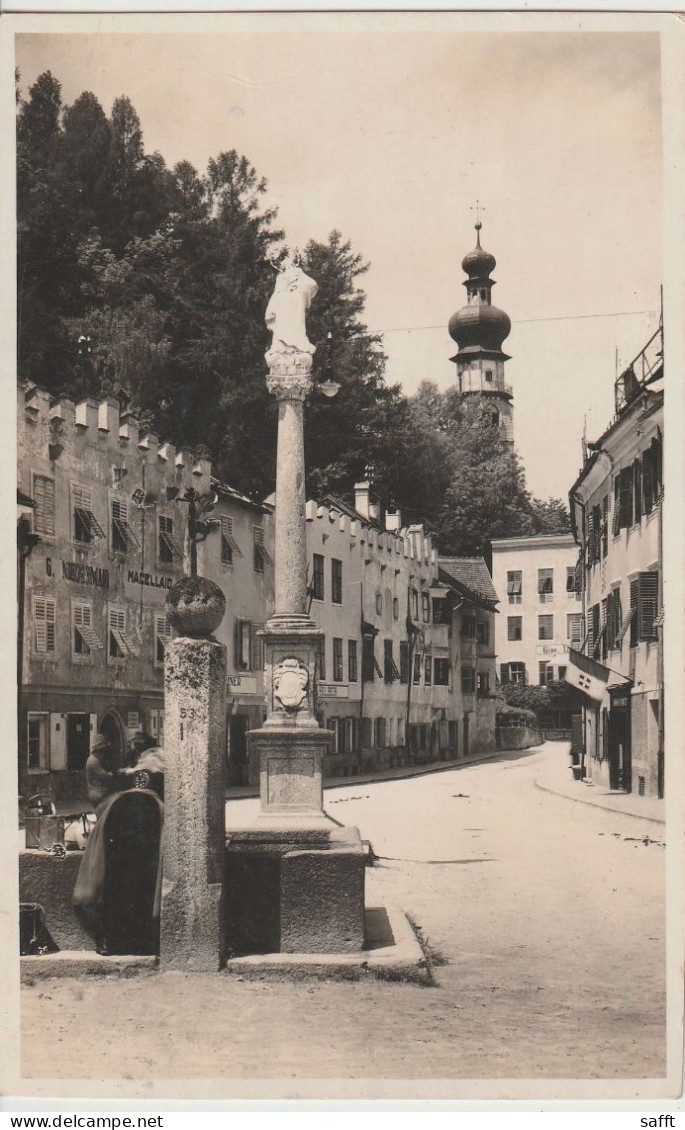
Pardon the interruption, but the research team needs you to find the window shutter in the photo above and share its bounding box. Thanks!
[602,495,609,557]
[586,609,595,656]
[633,461,642,523]
[642,450,653,514]
[34,476,55,537]
[619,467,633,529]
[586,508,594,565]
[251,624,264,671]
[34,599,47,652]
[612,476,621,535]
[500,663,509,685]
[639,572,658,641]
[629,579,640,647]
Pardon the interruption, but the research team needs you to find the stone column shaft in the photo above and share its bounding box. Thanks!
[161,636,226,971]
[274,396,307,618]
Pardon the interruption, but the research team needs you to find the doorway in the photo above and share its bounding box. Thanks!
[66,713,91,771]
[608,706,631,792]
[463,714,470,758]
[100,710,126,768]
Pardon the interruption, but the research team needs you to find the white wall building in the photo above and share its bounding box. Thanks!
[491,533,581,688]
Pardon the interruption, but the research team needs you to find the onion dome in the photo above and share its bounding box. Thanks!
[448,303,511,351]
[461,222,496,280]
[448,222,511,353]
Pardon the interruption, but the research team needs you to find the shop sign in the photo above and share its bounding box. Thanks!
[61,560,110,589]
[536,644,567,658]
[127,712,140,730]
[228,674,259,695]
[318,684,350,699]
[126,569,174,590]
[610,691,630,710]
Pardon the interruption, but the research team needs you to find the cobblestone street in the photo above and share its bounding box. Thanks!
[19,743,667,1096]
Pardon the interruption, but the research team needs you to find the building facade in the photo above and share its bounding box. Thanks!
[17,383,275,799]
[301,484,499,778]
[569,327,663,798]
[491,533,582,692]
[448,221,514,442]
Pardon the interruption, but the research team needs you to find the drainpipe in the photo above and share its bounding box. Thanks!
[657,441,665,798]
[572,493,588,777]
[17,519,40,775]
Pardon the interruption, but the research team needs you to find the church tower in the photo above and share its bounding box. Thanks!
[448,221,514,443]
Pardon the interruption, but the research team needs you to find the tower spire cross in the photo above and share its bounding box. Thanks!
[470,199,485,227]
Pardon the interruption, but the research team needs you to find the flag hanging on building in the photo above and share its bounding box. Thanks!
[564,648,610,702]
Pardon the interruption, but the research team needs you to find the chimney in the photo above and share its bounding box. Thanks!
[98,397,120,434]
[368,501,381,523]
[385,508,401,533]
[354,481,370,520]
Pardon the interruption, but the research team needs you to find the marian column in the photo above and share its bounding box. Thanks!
[225,253,365,956]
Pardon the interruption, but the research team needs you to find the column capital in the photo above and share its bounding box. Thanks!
[266,353,314,402]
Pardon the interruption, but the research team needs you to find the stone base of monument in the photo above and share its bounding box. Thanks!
[224,824,366,957]
[221,904,430,984]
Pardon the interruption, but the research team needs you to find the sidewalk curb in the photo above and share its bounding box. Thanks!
[534,776,666,825]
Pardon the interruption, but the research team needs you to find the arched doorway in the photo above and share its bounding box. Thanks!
[100,709,126,768]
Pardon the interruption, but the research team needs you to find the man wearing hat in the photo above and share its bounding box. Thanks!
[85,732,135,813]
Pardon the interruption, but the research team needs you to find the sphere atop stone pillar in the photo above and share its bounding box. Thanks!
[166,575,226,638]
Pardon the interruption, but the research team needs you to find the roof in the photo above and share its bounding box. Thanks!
[438,556,499,610]
[317,492,382,530]
[210,477,271,514]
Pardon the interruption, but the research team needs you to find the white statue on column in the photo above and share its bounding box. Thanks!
[265,251,318,366]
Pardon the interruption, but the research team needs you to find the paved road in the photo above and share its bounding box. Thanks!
[21,743,666,1092]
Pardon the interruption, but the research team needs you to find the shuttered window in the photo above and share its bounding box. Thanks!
[220,516,242,565]
[508,616,522,641]
[538,615,554,640]
[334,637,344,682]
[312,554,324,601]
[108,606,130,660]
[253,526,271,573]
[607,589,622,651]
[158,515,180,564]
[348,640,358,682]
[633,461,642,523]
[507,571,522,604]
[73,600,103,658]
[111,498,140,553]
[33,597,56,653]
[639,572,659,642]
[567,613,583,645]
[619,467,634,530]
[538,568,554,597]
[399,641,409,684]
[331,559,343,605]
[612,476,621,535]
[602,495,609,557]
[33,475,55,538]
[73,484,104,544]
[251,623,264,671]
[155,615,172,667]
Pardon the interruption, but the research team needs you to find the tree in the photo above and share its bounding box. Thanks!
[17,71,79,391]
[530,496,571,534]
[435,396,537,560]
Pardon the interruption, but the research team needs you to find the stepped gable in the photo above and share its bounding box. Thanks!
[439,556,499,610]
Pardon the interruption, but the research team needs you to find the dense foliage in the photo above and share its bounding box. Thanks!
[17,70,570,555]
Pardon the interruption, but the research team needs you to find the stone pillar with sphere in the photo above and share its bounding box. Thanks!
[161,575,227,971]
[224,253,366,956]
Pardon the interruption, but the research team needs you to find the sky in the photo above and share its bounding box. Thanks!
[16,21,663,502]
